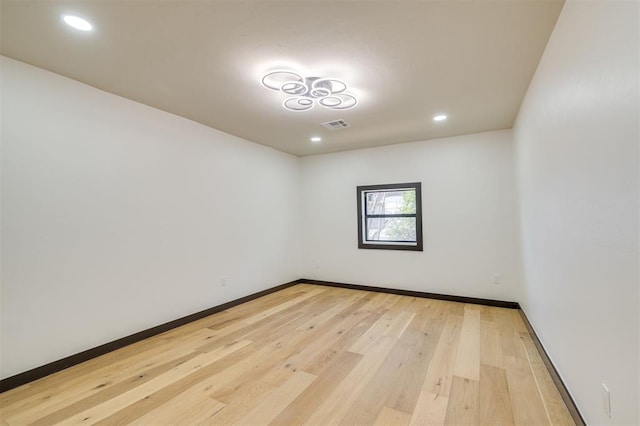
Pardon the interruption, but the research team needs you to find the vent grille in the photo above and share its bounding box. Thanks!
[321,119,350,130]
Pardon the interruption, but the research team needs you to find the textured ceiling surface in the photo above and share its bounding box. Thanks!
[1,1,564,156]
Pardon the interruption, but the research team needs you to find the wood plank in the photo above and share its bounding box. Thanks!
[453,307,481,381]
[213,286,309,318]
[520,332,575,425]
[202,293,373,405]
[479,364,515,425]
[205,363,296,425]
[374,406,412,426]
[43,339,250,425]
[6,327,227,423]
[303,337,397,425]
[422,313,463,397]
[495,308,520,360]
[193,287,342,356]
[338,305,444,425]
[480,318,503,369]
[503,336,550,425]
[509,309,529,333]
[0,328,217,417]
[409,391,448,426]
[301,297,388,376]
[385,307,445,414]
[28,353,198,425]
[231,371,316,425]
[93,342,291,425]
[293,290,365,332]
[270,351,363,425]
[444,376,479,425]
[349,309,415,355]
[242,288,326,324]
[132,390,225,425]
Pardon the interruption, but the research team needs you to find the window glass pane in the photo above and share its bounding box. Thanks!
[367,217,417,242]
[365,189,416,215]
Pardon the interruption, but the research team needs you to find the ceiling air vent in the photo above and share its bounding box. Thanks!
[321,119,350,130]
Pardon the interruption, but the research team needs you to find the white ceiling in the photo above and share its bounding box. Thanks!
[1,0,564,156]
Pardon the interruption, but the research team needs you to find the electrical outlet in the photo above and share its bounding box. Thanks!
[220,277,228,287]
[602,383,611,418]
[493,273,502,285]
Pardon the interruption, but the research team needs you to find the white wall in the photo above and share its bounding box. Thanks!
[301,130,523,302]
[514,1,639,424]
[0,57,301,379]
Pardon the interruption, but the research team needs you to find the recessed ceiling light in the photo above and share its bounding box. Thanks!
[433,114,448,121]
[310,136,322,143]
[62,15,93,31]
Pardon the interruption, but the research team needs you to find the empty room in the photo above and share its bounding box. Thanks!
[0,0,638,425]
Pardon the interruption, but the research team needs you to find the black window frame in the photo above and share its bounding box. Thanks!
[356,182,423,251]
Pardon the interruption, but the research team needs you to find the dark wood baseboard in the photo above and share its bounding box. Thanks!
[0,279,302,393]
[300,278,520,309]
[518,309,586,426]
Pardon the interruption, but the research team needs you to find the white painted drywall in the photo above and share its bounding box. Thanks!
[0,57,301,379]
[300,130,523,302]
[513,1,639,423]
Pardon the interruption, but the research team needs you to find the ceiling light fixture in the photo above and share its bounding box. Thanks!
[310,136,322,143]
[433,114,448,121]
[262,70,358,112]
[62,15,93,31]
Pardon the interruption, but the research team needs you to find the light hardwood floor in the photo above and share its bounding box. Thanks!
[0,284,575,425]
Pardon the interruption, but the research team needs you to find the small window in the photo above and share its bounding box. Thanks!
[357,182,423,251]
